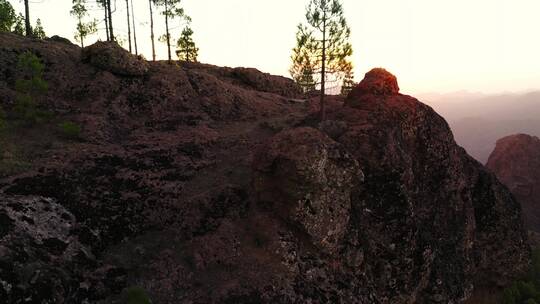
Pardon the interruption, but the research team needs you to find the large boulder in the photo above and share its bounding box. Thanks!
[487,134,540,232]
[82,41,149,76]
[345,68,399,107]
[253,127,362,254]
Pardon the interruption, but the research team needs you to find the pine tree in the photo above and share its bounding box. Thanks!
[13,13,27,36]
[290,24,317,93]
[176,26,198,62]
[33,18,46,39]
[340,61,355,96]
[149,0,156,61]
[125,0,132,52]
[294,0,353,121]
[71,0,97,48]
[96,0,109,40]
[0,0,16,32]
[101,0,114,40]
[131,0,138,54]
[154,0,190,62]
[23,0,31,37]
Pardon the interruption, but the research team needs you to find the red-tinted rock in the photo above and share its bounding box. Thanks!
[345,68,399,107]
[487,134,540,232]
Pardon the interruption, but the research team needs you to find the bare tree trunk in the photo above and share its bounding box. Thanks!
[107,0,114,41]
[104,6,110,41]
[319,10,327,121]
[149,0,156,61]
[131,0,138,54]
[165,0,171,62]
[125,0,132,52]
[23,0,32,37]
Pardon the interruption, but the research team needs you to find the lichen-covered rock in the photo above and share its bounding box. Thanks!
[487,134,540,232]
[0,195,95,303]
[82,41,149,76]
[253,127,362,253]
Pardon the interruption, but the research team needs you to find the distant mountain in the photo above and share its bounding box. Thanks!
[420,91,540,163]
[487,134,540,232]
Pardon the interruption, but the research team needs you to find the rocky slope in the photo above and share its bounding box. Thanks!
[486,134,540,233]
[0,33,530,303]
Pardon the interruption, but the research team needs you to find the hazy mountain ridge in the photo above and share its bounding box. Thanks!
[420,91,540,163]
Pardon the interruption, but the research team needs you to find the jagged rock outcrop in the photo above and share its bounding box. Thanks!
[81,41,149,76]
[253,127,362,254]
[0,33,530,303]
[248,69,529,303]
[487,134,540,232]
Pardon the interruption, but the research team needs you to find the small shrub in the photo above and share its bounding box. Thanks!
[502,248,540,304]
[58,121,81,139]
[122,286,152,304]
[14,51,50,125]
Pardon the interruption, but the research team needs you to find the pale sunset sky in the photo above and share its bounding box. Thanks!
[8,0,540,95]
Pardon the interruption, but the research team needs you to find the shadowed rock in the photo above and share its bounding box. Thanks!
[0,33,530,303]
[253,127,362,254]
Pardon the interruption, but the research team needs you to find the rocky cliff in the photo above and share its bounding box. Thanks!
[487,134,540,233]
[0,33,530,303]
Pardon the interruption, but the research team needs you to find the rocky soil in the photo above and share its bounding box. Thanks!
[487,134,540,233]
[0,33,530,303]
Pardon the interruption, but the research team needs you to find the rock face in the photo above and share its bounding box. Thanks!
[487,134,540,232]
[253,127,362,254]
[0,33,530,303]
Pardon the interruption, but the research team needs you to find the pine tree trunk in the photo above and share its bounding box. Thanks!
[125,0,132,52]
[165,0,171,62]
[104,6,110,41]
[107,0,114,41]
[23,0,32,37]
[131,0,138,54]
[149,0,156,61]
[319,9,327,121]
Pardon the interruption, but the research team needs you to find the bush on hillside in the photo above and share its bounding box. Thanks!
[58,121,81,140]
[14,51,50,125]
[502,249,540,304]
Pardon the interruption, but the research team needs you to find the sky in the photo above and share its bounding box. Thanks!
[8,0,540,95]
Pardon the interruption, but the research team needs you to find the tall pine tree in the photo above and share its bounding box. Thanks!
[23,0,31,37]
[149,0,156,61]
[292,0,353,121]
[125,0,132,52]
[176,26,198,62]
